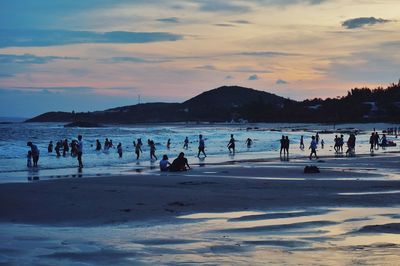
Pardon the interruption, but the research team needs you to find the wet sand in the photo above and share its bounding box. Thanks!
[1,152,400,265]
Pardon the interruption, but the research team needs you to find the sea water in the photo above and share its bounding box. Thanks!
[0,122,398,183]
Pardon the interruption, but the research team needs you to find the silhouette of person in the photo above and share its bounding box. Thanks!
[77,135,83,168]
[284,136,290,157]
[309,136,318,160]
[197,134,206,157]
[170,152,191,171]
[149,140,157,160]
[48,141,53,153]
[227,134,236,153]
[245,138,253,148]
[134,141,141,160]
[117,142,123,158]
[167,138,171,149]
[183,137,189,149]
[96,139,102,151]
[27,141,40,167]
[280,135,285,156]
[300,135,304,149]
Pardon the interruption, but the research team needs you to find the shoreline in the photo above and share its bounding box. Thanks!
[1,152,400,226]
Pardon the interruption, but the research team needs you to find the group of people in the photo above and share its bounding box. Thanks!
[28,135,83,168]
[26,128,397,170]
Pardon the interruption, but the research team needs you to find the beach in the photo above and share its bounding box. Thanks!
[1,151,400,265]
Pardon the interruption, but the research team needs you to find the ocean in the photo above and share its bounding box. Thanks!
[0,122,398,183]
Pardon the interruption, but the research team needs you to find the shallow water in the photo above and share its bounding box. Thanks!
[1,207,400,265]
[1,122,399,183]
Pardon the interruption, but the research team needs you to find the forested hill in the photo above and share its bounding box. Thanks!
[26,82,400,124]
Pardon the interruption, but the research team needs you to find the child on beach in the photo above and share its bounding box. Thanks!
[27,150,32,167]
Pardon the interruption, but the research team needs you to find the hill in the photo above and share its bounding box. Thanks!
[25,82,400,123]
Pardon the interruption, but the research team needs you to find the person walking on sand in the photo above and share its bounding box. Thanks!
[77,135,83,168]
[300,135,304,149]
[27,141,40,167]
[117,142,123,158]
[321,139,324,149]
[316,132,320,144]
[309,136,318,160]
[227,134,236,154]
[198,134,206,158]
[183,137,189,149]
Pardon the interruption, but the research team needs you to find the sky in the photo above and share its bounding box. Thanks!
[0,0,399,117]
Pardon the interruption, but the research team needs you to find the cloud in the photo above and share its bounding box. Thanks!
[157,17,180,23]
[0,29,183,48]
[195,0,251,13]
[248,74,259,80]
[342,17,391,29]
[230,20,251,24]
[232,66,272,73]
[241,51,300,57]
[258,0,326,5]
[0,73,15,78]
[0,53,79,64]
[101,56,169,64]
[196,64,217,70]
[276,79,288,84]
[214,23,235,27]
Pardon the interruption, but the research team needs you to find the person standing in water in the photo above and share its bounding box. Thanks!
[321,139,324,149]
[309,136,318,160]
[55,141,61,157]
[27,141,40,167]
[245,138,253,148]
[280,135,285,157]
[96,139,102,151]
[227,134,236,154]
[133,141,141,160]
[63,139,69,156]
[197,134,206,158]
[300,135,304,149]
[27,150,32,167]
[117,143,123,158]
[284,136,290,158]
[48,141,53,153]
[77,135,83,168]
[183,137,189,149]
[149,140,157,160]
[167,138,171,150]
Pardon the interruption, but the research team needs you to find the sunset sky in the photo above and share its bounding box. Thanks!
[0,0,399,117]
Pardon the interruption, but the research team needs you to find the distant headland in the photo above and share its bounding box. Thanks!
[26,82,400,124]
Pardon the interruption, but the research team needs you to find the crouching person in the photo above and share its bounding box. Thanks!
[169,152,191,172]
